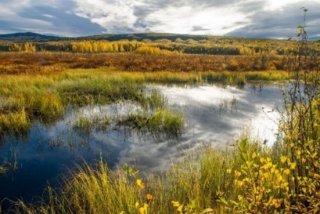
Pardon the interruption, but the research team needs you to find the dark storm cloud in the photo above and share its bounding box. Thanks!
[192,26,211,32]
[0,0,104,36]
[227,2,320,38]
[17,5,105,36]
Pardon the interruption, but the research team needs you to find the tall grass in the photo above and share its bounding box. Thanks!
[0,109,30,136]
[14,161,142,214]
[73,115,111,134]
[119,109,184,138]
[16,137,304,214]
[0,68,289,137]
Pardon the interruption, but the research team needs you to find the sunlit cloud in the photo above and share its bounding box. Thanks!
[264,0,304,10]
[145,5,248,35]
[0,0,319,38]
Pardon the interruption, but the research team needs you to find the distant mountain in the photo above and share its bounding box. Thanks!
[0,32,63,42]
[0,32,296,43]
[0,32,216,42]
[80,33,212,42]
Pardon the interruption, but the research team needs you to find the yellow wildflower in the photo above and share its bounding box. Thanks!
[289,162,296,170]
[280,156,287,163]
[252,152,257,159]
[146,193,153,201]
[136,179,145,189]
[283,169,290,175]
[235,180,244,188]
[177,205,184,213]
[135,202,140,208]
[234,170,241,177]
[272,199,281,209]
[172,201,181,208]
[139,203,148,214]
[296,150,301,156]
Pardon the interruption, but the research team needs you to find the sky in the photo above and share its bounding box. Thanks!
[0,0,319,38]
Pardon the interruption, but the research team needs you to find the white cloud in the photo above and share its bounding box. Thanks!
[69,0,318,35]
[0,0,318,37]
[264,0,304,11]
[146,5,248,35]
[72,0,144,33]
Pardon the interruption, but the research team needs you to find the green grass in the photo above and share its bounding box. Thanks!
[0,68,289,137]
[73,115,111,134]
[0,109,30,136]
[201,71,291,87]
[119,109,184,138]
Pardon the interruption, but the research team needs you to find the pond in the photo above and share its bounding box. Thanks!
[0,83,283,208]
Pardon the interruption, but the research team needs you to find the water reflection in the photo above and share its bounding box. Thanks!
[0,84,284,206]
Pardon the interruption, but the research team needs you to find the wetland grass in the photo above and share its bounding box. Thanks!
[0,68,291,137]
[0,109,30,136]
[73,115,111,134]
[119,109,184,138]
[14,138,294,214]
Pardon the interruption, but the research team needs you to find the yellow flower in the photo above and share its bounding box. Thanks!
[226,168,231,174]
[177,205,184,213]
[252,152,257,159]
[139,204,148,214]
[135,202,140,208]
[234,170,241,177]
[289,162,296,170]
[136,179,145,189]
[275,175,283,184]
[146,193,153,201]
[280,156,287,163]
[262,172,269,179]
[272,199,281,209]
[283,169,290,175]
[235,180,244,188]
[172,201,181,208]
[296,150,301,156]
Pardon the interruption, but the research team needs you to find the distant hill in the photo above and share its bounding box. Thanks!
[0,32,298,43]
[0,32,220,43]
[80,33,212,42]
[0,32,63,42]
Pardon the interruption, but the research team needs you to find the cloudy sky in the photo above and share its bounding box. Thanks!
[0,0,319,38]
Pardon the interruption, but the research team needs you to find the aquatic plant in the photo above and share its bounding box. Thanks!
[119,109,184,138]
[35,92,64,121]
[142,89,167,110]
[73,115,111,134]
[0,109,30,136]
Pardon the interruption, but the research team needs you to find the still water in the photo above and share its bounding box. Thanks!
[0,84,283,207]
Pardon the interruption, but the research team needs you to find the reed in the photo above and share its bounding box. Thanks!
[73,115,111,134]
[118,109,184,137]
